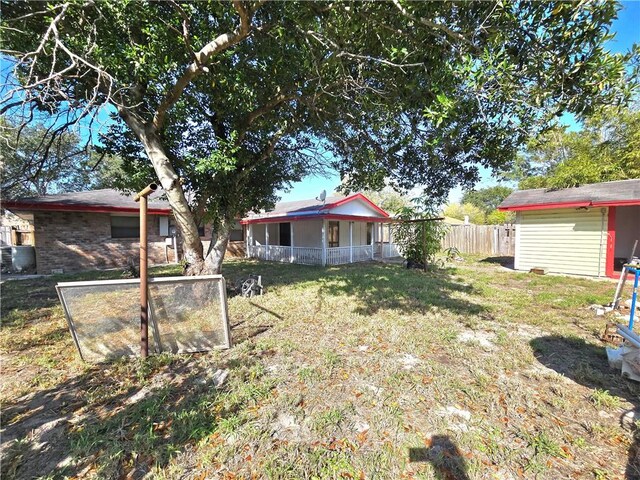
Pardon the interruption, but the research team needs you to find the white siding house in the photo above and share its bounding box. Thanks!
[242,194,397,266]
[500,179,640,278]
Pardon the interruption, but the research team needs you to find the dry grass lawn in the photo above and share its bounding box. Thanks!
[1,256,639,479]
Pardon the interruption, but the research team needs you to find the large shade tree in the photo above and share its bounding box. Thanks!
[1,0,637,273]
[509,104,640,189]
[0,118,119,198]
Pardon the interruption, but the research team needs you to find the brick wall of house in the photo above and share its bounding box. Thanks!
[33,211,170,274]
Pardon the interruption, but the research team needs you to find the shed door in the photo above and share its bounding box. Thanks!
[517,208,607,277]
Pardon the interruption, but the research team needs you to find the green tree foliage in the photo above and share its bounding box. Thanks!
[460,185,515,224]
[443,203,486,224]
[361,189,410,215]
[461,186,513,213]
[485,209,515,225]
[2,1,637,273]
[0,119,115,198]
[512,105,640,189]
[392,203,446,269]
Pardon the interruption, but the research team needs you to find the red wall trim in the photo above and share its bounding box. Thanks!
[241,213,390,225]
[606,206,616,278]
[2,202,171,215]
[500,199,640,211]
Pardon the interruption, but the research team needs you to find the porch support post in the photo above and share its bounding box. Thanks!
[388,223,392,256]
[349,222,353,263]
[247,224,253,258]
[321,219,327,266]
[290,222,295,263]
[382,223,386,258]
[370,222,375,259]
[265,223,270,261]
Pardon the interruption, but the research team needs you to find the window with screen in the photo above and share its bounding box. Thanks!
[328,221,339,247]
[111,216,139,238]
[367,223,373,245]
[198,223,206,237]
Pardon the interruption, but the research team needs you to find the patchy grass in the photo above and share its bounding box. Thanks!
[1,257,638,479]
[590,389,624,410]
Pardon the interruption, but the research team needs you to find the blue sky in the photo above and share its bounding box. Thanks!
[278,1,640,204]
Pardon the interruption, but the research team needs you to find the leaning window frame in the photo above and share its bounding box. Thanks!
[56,275,232,362]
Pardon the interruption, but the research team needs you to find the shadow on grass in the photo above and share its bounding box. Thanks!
[0,265,182,327]
[409,435,470,480]
[479,256,514,269]
[530,335,640,479]
[224,259,485,317]
[1,352,270,479]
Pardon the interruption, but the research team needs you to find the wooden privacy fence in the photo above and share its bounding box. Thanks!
[441,224,515,256]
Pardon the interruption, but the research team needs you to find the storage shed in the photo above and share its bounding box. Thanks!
[498,179,640,278]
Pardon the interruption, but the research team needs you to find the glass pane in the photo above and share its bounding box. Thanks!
[148,278,228,353]
[111,216,139,238]
[57,281,150,363]
[57,276,230,363]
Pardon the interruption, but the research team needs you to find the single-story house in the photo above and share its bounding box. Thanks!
[498,179,640,278]
[241,193,399,265]
[0,189,245,274]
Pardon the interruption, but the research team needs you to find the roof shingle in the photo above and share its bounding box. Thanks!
[499,179,640,210]
[2,188,171,212]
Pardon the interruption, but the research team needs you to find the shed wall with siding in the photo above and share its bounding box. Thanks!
[515,207,608,277]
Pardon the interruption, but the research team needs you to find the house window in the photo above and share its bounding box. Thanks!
[366,223,373,245]
[111,216,139,238]
[328,221,339,247]
[198,223,206,237]
[229,222,244,241]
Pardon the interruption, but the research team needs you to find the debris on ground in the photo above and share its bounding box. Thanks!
[608,325,640,381]
[529,266,547,275]
[458,330,496,350]
[398,353,420,369]
[232,274,264,297]
[210,368,229,388]
[591,304,614,316]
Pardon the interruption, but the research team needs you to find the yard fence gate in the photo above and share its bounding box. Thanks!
[441,224,515,256]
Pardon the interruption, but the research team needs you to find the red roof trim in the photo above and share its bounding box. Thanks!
[592,200,640,207]
[323,193,390,217]
[241,213,390,225]
[2,201,171,215]
[499,199,640,211]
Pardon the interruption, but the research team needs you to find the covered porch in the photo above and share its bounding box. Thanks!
[244,218,400,266]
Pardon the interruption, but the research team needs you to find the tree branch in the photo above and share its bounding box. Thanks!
[390,0,477,50]
[152,1,256,130]
[236,92,300,143]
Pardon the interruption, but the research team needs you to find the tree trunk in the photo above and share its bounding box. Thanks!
[135,127,206,275]
[202,217,232,274]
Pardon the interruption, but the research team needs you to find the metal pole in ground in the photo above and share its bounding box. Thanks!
[135,183,158,359]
